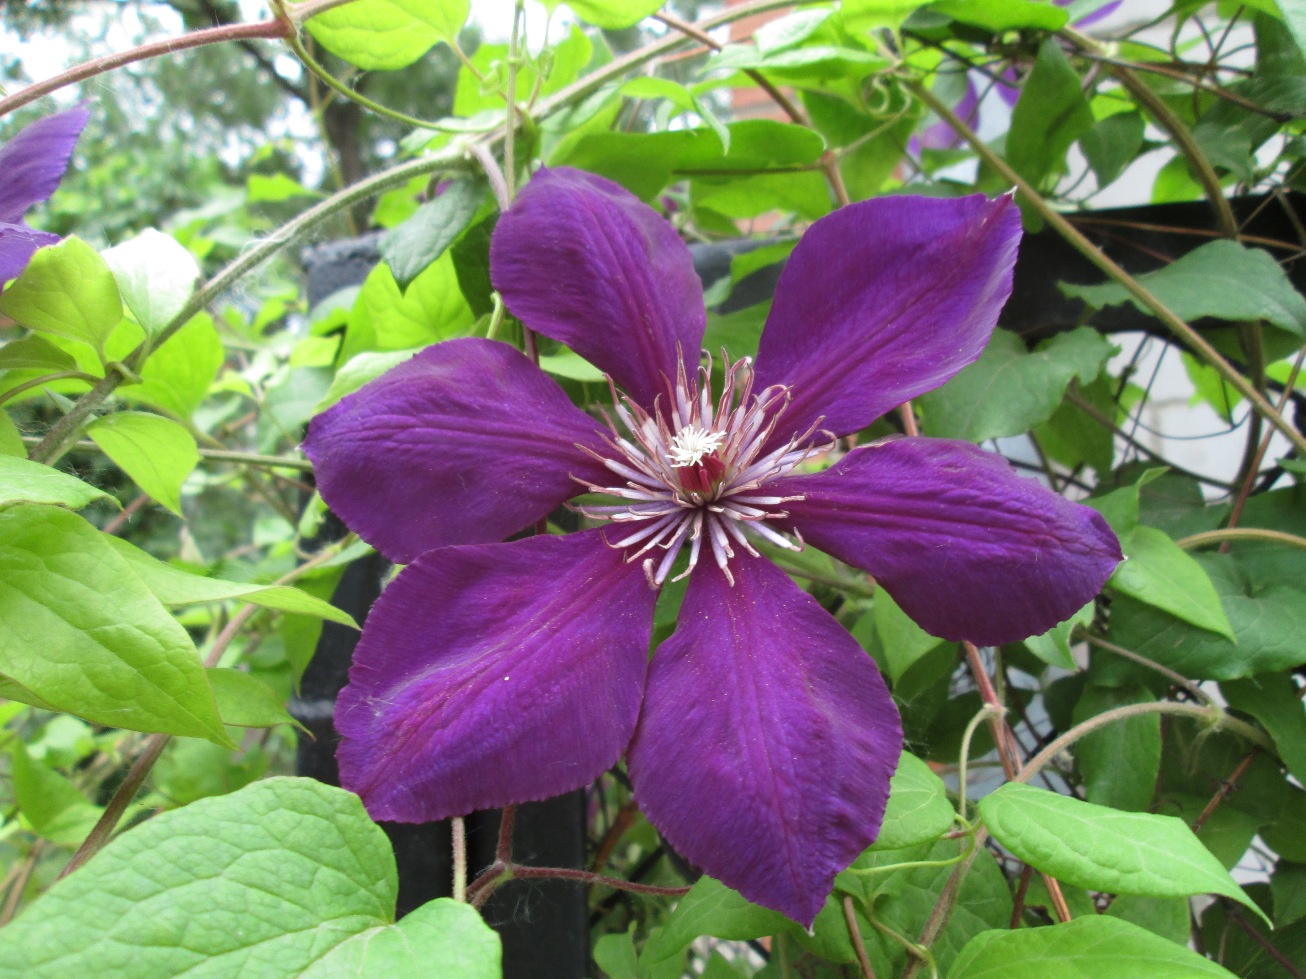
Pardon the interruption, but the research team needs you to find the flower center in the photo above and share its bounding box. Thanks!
[668,426,726,467]
[572,355,832,587]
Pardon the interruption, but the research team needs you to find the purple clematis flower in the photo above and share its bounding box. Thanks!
[304,167,1122,925]
[0,106,89,286]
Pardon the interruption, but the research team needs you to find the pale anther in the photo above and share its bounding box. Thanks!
[668,426,726,467]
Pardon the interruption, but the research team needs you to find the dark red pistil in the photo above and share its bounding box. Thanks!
[675,451,727,496]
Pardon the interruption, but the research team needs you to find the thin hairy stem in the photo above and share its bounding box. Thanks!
[452,817,467,902]
[1079,632,1211,705]
[0,371,102,406]
[1226,344,1306,533]
[496,804,516,864]
[505,0,526,204]
[1192,749,1259,834]
[0,19,294,117]
[285,30,443,130]
[25,439,316,476]
[1178,527,1306,551]
[1021,702,1274,783]
[844,895,878,979]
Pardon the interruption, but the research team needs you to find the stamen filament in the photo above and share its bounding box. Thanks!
[579,354,818,588]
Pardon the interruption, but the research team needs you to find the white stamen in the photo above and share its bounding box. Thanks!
[574,354,820,588]
[667,425,727,467]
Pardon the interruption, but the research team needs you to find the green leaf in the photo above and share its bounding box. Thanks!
[1005,39,1095,188]
[693,170,831,221]
[86,411,198,515]
[101,229,200,337]
[1231,484,1306,583]
[1223,673,1306,786]
[245,173,321,203]
[1073,684,1161,812]
[1275,0,1306,61]
[0,237,123,353]
[9,742,103,848]
[642,877,791,969]
[0,455,113,510]
[1265,789,1306,863]
[874,589,943,683]
[1199,893,1306,979]
[305,0,470,70]
[840,839,1012,975]
[618,78,731,153]
[265,366,333,439]
[1109,556,1306,681]
[1110,526,1234,639]
[316,349,420,414]
[299,898,501,979]
[1035,375,1117,474]
[950,915,1237,978]
[538,350,605,382]
[556,120,825,203]
[557,129,717,201]
[565,0,663,30]
[379,180,485,291]
[0,411,24,456]
[1272,861,1306,928]
[207,668,300,730]
[122,313,223,419]
[840,0,928,30]
[1063,240,1306,335]
[343,254,475,360]
[0,505,228,743]
[932,0,1072,32]
[279,561,351,682]
[1081,111,1146,189]
[919,327,1113,442]
[450,212,496,316]
[1023,602,1094,671]
[0,335,78,373]
[707,43,888,81]
[103,534,358,628]
[873,751,956,850]
[593,926,638,979]
[979,783,1267,922]
[755,9,832,53]
[1137,470,1229,541]
[1084,467,1167,540]
[151,738,267,808]
[1104,894,1192,945]
[0,777,502,978]
[684,120,827,171]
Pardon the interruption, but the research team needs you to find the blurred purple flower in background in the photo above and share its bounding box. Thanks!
[0,106,89,285]
[305,168,1121,924]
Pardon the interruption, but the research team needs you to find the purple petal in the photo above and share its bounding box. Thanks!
[0,222,58,284]
[303,338,612,563]
[0,106,90,225]
[628,553,902,927]
[753,194,1021,443]
[490,168,704,411]
[773,438,1122,645]
[336,529,655,822]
